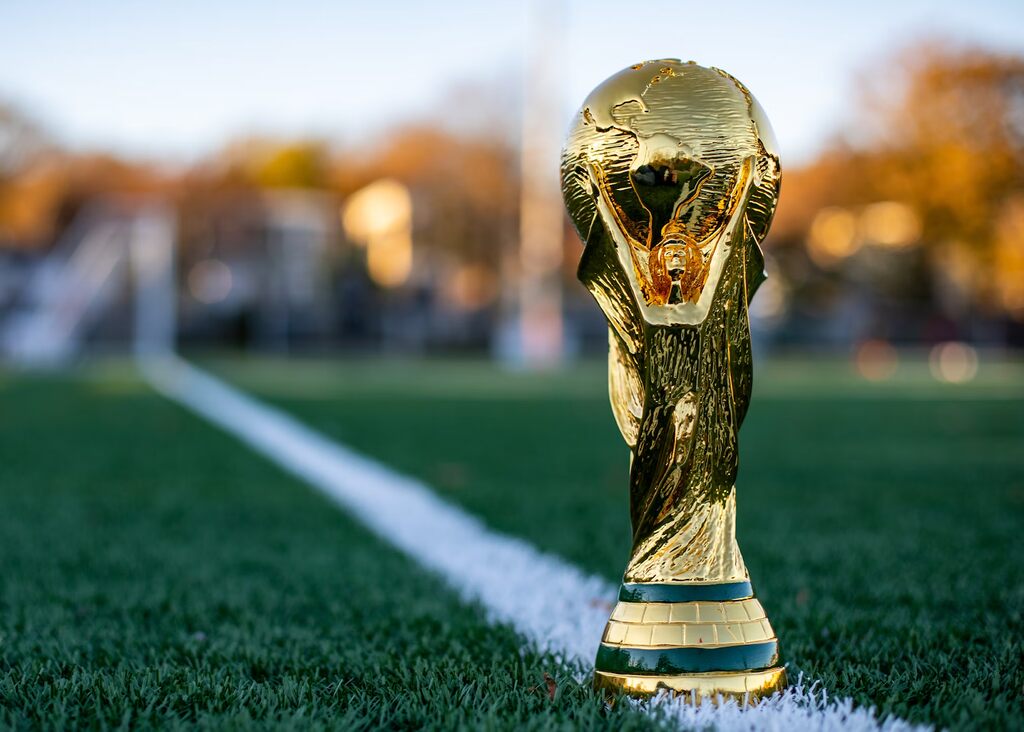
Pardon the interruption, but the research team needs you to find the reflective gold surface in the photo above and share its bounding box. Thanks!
[603,595,776,649]
[609,598,767,625]
[594,667,788,703]
[561,60,785,701]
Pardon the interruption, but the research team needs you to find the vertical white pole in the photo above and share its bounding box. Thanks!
[517,0,566,367]
[131,203,177,360]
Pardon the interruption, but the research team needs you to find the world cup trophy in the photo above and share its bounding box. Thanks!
[561,60,785,702]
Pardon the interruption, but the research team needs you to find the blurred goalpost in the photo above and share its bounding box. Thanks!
[507,0,567,368]
[1,201,177,366]
[130,204,177,361]
[8,4,565,368]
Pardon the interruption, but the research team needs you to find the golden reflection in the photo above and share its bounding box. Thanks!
[855,339,899,382]
[808,201,921,268]
[342,179,413,287]
[594,667,788,702]
[860,201,921,248]
[929,341,979,384]
[808,207,859,266]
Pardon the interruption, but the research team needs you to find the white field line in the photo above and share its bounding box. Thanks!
[141,356,927,732]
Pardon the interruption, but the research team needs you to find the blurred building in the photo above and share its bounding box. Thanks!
[178,189,337,351]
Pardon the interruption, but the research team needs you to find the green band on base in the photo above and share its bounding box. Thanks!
[618,581,753,603]
[595,640,779,675]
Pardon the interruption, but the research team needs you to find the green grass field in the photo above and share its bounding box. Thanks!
[0,372,666,730]
[2,357,1023,730]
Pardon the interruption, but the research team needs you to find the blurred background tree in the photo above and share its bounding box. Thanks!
[767,41,1024,346]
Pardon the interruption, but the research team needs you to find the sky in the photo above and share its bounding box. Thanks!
[1,0,1023,166]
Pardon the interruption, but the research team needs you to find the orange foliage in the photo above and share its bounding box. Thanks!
[770,40,1024,317]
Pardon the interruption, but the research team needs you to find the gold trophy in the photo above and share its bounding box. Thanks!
[561,60,785,702]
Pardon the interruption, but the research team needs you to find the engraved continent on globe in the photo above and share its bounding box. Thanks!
[562,59,780,320]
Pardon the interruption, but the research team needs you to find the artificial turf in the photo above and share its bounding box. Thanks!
[0,371,664,730]
[210,356,1024,731]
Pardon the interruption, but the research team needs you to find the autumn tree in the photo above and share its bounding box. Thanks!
[772,40,1024,325]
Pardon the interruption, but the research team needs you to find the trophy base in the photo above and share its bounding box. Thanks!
[594,581,786,703]
[594,667,787,704]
